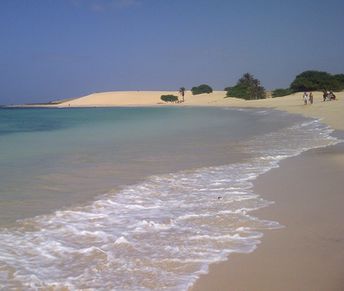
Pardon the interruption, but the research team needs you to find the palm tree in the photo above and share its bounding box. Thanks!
[179,87,186,102]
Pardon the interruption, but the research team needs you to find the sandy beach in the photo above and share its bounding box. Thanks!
[191,92,344,290]
[21,91,344,290]
[191,140,344,291]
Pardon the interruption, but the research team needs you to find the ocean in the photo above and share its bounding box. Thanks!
[0,107,339,290]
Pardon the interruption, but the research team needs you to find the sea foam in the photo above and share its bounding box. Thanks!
[0,119,340,290]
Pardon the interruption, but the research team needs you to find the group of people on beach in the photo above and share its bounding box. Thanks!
[323,91,336,102]
[303,90,337,105]
[303,92,314,105]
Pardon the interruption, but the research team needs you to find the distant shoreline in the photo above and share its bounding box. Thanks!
[10,90,344,130]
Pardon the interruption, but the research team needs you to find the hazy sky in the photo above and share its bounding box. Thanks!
[1,0,343,104]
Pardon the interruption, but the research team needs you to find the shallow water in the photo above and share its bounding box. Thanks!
[0,107,294,224]
[0,107,339,290]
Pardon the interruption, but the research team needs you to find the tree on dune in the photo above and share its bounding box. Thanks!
[290,71,318,91]
[225,73,266,100]
[290,71,343,92]
[272,70,344,97]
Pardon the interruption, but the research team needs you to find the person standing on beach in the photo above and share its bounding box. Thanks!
[309,92,313,104]
[179,87,185,103]
[330,91,336,100]
[303,92,309,105]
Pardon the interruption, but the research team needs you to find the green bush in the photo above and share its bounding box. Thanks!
[160,95,178,102]
[191,84,213,95]
[290,71,344,92]
[225,73,266,100]
[334,74,344,90]
[271,88,294,98]
[225,84,249,99]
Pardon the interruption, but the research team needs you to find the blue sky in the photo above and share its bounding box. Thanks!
[0,0,343,104]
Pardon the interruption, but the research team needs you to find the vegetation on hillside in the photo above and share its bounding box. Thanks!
[270,71,344,98]
[170,70,344,102]
[225,73,266,100]
[290,71,344,92]
[271,88,294,98]
[334,74,344,88]
[191,84,213,95]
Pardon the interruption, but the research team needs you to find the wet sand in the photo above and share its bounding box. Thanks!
[191,140,344,291]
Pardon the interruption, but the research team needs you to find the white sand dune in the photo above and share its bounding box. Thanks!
[52,91,228,107]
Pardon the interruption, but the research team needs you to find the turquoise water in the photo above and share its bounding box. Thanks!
[0,107,339,290]
[0,107,295,224]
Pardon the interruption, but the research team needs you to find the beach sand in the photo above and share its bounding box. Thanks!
[189,92,344,290]
[25,90,344,290]
[191,141,344,291]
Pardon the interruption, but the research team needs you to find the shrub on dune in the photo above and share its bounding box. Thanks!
[161,95,179,102]
[272,88,294,98]
[191,84,213,95]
